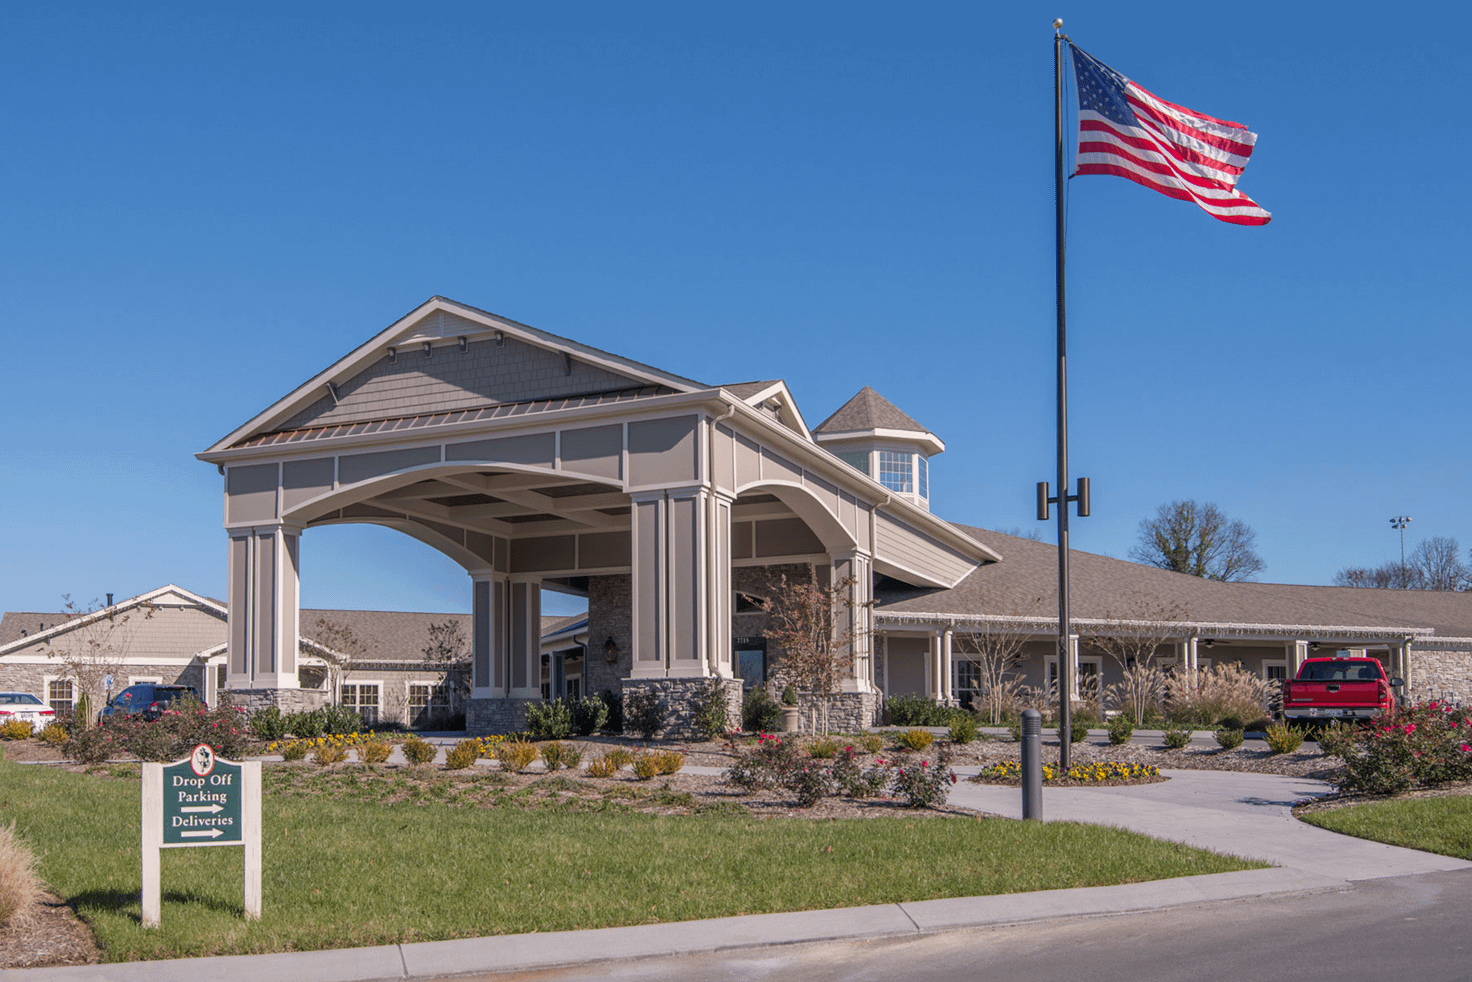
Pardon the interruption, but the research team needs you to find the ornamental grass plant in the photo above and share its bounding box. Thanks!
[0,821,41,928]
[1263,722,1305,755]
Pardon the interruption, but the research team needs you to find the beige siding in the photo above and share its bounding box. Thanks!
[560,424,623,481]
[225,464,278,523]
[874,511,974,585]
[628,417,697,486]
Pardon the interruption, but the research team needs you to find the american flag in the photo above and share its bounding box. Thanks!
[1071,45,1271,226]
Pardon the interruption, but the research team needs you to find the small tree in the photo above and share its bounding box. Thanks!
[305,617,372,705]
[760,569,862,735]
[952,596,1045,725]
[420,619,470,720]
[1086,597,1188,724]
[47,596,156,727]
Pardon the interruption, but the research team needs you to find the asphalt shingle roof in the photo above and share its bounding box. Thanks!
[813,386,931,436]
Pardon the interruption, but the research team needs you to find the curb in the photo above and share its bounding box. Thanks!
[8,868,1348,982]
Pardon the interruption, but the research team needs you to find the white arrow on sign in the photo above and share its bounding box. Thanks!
[179,805,224,814]
[180,829,224,839]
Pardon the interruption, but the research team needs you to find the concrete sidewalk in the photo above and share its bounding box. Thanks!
[12,769,1470,982]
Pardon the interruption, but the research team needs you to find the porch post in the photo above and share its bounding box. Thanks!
[831,551,875,694]
[1289,640,1309,675]
[1066,633,1080,702]
[630,487,728,679]
[941,625,954,705]
[226,523,301,690]
[470,572,508,698]
[508,577,541,698]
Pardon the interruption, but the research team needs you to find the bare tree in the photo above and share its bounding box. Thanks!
[1086,597,1189,724]
[1334,535,1467,592]
[760,569,861,735]
[420,619,470,721]
[952,596,1045,725]
[47,596,156,726]
[304,617,372,703]
[1129,500,1265,581]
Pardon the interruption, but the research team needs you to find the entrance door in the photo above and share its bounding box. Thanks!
[734,636,767,690]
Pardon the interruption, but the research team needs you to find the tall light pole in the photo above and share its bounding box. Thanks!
[1390,516,1411,580]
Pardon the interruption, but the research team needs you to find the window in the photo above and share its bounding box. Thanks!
[878,451,913,493]
[954,660,982,710]
[1045,657,1102,697]
[917,455,928,498]
[341,683,379,726]
[408,683,451,727]
[1262,661,1289,681]
[835,449,870,476]
[47,679,74,715]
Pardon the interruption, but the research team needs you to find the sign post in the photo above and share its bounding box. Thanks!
[141,744,261,927]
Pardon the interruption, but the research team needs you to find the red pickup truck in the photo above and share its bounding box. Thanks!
[1280,656,1403,724]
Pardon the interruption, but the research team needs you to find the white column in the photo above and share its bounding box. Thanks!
[1289,640,1309,675]
[1185,636,1199,678]
[941,626,954,705]
[1066,633,1080,702]
[833,552,875,694]
[1402,639,1414,696]
[226,523,301,690]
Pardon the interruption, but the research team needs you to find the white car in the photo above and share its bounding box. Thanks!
[0,692,56,733]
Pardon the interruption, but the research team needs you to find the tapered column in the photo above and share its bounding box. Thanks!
[1289,640,1309,675]
[941,626,955,705]
[630,487,731,679]
[470,571,510,697]
[226,524,301,689]
[1066,633,1080,701]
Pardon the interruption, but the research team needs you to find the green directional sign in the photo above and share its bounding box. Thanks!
[161,745,242,847]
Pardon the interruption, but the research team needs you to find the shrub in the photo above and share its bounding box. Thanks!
[725,732,799,791]
[624,688,665,740]
[781,685,798,707]
[742,688,783,733]
[1263,722,1305,755]
[890,757,957,808]
[1330,702,1472,795]
[651,749,685,775]
[856,732,884,754]
[495,737,538,773]
[948,715,979,745]
[526,699,575,741]
[358,738,393,764]
[281,739,310,761]
[285,710,325,739]
[0,720,33,741]
[1062,716,1089,744]
[1162,728,1192,750]
[808,737,840,759]
[691,679,732,741]
[312,742,348,765]
[1107,715,1134,745]
[540,741,583,772]
[585,753,619,778]
[321,704,364,735]
[64,724,115,764]
[1008,720,1023,743]
[631,753,659,780]
[1315,721,1357,760]
[601,689,624,734]
[249,706,288,741]
[1214,727,1245,750]
[788,762,835,807]
[572,695,610,736]
[831,746,890,798]
[605,746,636,770]
[885,694,954,727]
[401,735,438,765]
[0,822,42,928]
[895,728,934,752]
[37,722,68,746]
[444,739,480,770]
[1218,715,1245,731]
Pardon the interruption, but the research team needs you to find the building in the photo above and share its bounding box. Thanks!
[182,296,1472,734]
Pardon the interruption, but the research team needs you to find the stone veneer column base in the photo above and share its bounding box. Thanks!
[792,691,879,734]
[222,688,329,714]
[467,697,537,735]
[621,677,743,741]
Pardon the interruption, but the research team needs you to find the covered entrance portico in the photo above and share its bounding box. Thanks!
[198,298,994,734]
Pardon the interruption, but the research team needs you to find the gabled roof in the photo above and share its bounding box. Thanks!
[813,386,944,455]
[0,585,226,655]
[717,380,811,440]
[201,296,711,456]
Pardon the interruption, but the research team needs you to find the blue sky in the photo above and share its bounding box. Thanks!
[3,2,1468,618]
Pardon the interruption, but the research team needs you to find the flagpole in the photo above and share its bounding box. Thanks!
[1053,21,1072,772]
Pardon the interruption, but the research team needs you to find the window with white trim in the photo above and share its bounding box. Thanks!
[878,451,914,493]
[47,678,75,716]
[917,454,928,498]
[954,659,982,710]
[1045,656,1102,697]
[341,683,380,726]
[1261,660,1289,681]
[408,683,451,727]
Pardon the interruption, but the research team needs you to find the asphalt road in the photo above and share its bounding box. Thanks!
[481,869,1472,982]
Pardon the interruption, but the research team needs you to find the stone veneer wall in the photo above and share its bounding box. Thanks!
[621,677,743,741]
[223,687,330,714]
[1,662,208,703]
[467,697,536,735]
[584,574,632,702]
[790,690,879,734]
[1411,649,1472,705]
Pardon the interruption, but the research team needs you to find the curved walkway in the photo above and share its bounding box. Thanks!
[13,767,1471,982]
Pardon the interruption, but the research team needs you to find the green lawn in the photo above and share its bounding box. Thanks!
[1300,796,1472,859]
[2,760,1263,962]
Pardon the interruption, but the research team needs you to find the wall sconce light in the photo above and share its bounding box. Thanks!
[493,330,505,347]
[387,346,397,363]
[422,341,433,358]
[603,636,619,664]
[458,335,468,353]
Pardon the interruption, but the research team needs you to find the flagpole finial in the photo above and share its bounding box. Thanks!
[1053,18,1063,31]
